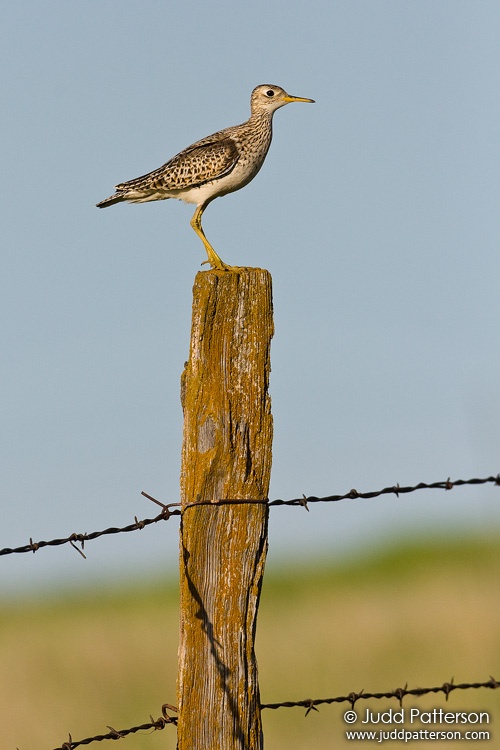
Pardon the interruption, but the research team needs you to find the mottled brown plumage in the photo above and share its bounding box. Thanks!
[97,84,314,270]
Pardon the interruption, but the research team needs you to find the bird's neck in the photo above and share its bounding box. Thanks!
[249,108,275,125]
[247,109,274,140]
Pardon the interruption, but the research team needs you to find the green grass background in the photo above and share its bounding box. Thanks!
[2,533,499,749]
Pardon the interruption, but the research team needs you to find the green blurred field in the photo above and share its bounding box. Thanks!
[2,533,499,749]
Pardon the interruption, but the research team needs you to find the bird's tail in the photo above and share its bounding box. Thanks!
[96,193,126,209]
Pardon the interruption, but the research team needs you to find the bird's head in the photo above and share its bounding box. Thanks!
[251,84,315,114]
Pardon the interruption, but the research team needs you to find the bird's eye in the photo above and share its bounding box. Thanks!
[266,89,275,97]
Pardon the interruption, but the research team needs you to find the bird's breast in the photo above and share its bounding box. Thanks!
[178,141,271,205]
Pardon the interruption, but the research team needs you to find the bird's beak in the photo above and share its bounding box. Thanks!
[283,95,315,104]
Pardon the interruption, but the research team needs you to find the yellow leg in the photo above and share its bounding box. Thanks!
[190,205,237,271]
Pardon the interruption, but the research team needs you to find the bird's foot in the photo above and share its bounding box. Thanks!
[202,246,241,272]
[201,258,241,272]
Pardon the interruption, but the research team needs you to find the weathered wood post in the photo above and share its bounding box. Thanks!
[177,268,273,750]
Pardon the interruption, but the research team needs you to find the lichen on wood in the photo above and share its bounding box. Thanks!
[178,269,273,750]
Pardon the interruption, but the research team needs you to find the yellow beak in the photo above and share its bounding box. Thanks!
[283,94,315,104]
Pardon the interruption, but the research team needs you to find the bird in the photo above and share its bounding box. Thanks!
[96,84,314,271]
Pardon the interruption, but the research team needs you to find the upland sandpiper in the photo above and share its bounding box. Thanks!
[96,84,314,270]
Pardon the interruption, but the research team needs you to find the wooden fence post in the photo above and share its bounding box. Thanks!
[177,269,273,750]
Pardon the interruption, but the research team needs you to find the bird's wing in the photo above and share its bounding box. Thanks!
[115,137,240,193]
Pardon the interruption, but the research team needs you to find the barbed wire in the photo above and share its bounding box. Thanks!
[1,474,498,558]
[7,478,498,747]
[261,676,500,714]
[269,473,500,509]
[51,678,499,748]
[0,505,180,559]
[52,704,178,750]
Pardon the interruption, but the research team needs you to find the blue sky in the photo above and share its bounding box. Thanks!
[1,1,500,594]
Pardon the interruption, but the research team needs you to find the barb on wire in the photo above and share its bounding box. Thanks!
[261,676,500,714]
[1,474,499,558]
[53,704,177,750]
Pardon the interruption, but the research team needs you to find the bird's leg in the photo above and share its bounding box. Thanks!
[190,205,237,271]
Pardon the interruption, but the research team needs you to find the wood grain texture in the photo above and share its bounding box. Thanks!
[178,269,273,750]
